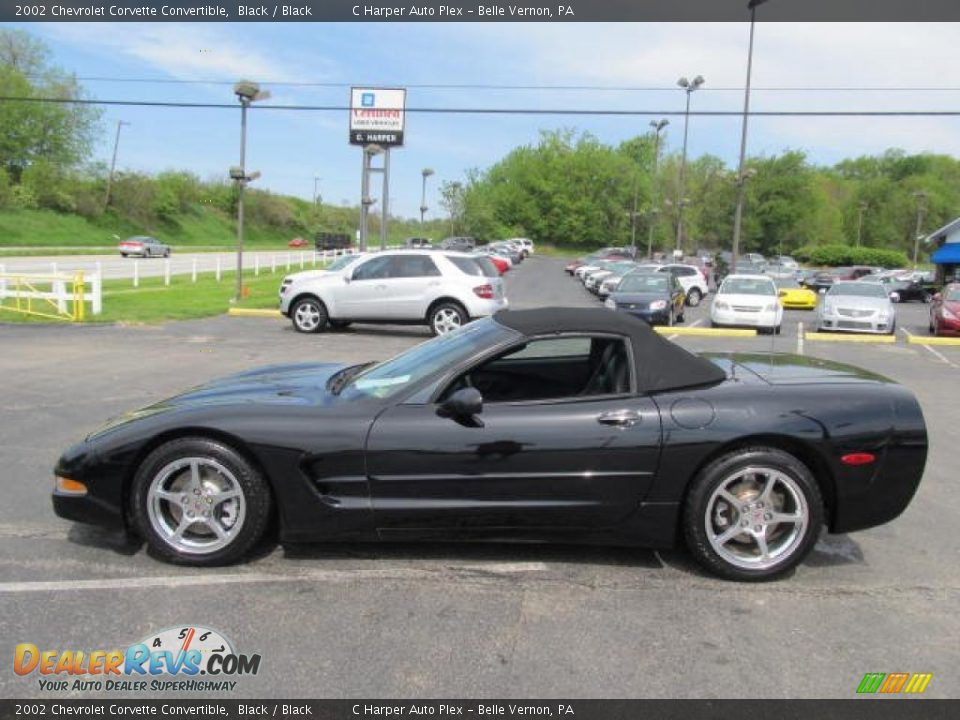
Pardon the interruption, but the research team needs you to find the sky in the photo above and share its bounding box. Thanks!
[4,21,960,218]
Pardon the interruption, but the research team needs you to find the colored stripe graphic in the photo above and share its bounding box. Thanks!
[857,672,932,694]
[857,673,886,694]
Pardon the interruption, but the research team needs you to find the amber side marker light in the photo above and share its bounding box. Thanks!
[840,453,876,466]
[55,476,88,495]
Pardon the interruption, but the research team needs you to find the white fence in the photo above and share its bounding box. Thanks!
[0,266,102,320]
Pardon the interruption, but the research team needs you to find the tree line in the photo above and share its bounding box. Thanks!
[441,130,959,258]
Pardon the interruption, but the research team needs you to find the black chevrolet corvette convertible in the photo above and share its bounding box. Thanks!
[53,308,928,581]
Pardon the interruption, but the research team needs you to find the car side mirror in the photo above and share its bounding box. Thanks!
[778,289,787,297]
[343,274,352,284]
[438,387,484,427]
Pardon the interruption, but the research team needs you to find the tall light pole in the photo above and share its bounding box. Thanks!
[913,191,927,268]
[856,201,868,246]
[313,176,322,205]
[420,168,434,229]
[103,119,130,209]
[676,75,704,255]
[232,80,270,303]
[731,0,769,270]
[647,118,669,259]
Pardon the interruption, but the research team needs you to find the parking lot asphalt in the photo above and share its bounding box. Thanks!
[1,255,958,699]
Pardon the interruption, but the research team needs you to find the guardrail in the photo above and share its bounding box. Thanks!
[0,269,102,321]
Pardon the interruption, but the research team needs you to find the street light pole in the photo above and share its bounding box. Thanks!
[232,80,269,303]
[647,118,669,260]
[856,201,868,246]
[420,168,435,229]
[313,176,321,205]
[676,75,704,255]
[103,119,130,209]
[731,0,768,270]
[913,191,927,268]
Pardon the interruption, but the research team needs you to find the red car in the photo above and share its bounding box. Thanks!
[288,237,309,248]
[929,283,960,336]
[565,249,634,275]
[486,255,510,274]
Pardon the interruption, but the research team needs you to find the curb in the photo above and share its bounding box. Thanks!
[804,332,896,343]
[227,308,283,319]
[654,326,757,337]
[906,335,960,346]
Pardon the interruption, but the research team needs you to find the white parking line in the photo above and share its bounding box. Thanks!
[901,328,959,369]
[669,318,702,340]
[0,562,549,594]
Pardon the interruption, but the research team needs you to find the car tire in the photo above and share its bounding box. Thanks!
[774,325,782,335]
[683,446,824,582]
[686,288,703,307]
[429,301,468,336]
[164,249,171,258]
[328,320,352,331]
[130,437,273,566]
[677,311,685,324]
[121,253,127,258]
[291,296,328,333]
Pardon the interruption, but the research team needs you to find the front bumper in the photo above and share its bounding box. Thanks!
[615,307,671,325]
[711,306,780,329]
[818,312,893,333]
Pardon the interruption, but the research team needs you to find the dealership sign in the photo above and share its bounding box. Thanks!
[350,87,406,146]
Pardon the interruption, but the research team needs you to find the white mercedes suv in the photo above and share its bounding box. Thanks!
[279,250,508,335]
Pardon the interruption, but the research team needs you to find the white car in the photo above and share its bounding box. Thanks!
[816,280,896,334]
[508,238,535,256]
[657,264,710,307]
[279,250,508,336]
[710,274,783,334]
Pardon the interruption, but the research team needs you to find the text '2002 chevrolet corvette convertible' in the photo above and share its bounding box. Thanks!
[53,308,927,581]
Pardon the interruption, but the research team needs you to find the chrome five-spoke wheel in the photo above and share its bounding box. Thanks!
[683,446,823,581]
[132,437,272,565]
[705,466,808,571]
[147,457,246,555]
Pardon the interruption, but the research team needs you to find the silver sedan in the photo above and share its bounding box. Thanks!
[816,281,896,334]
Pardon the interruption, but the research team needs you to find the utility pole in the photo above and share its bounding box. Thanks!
[856,201,868,246]
[731,0,769,269]
[913,191,927,269]
[647,119,669,259]
[103,120,129,210]
[675,76,704,254]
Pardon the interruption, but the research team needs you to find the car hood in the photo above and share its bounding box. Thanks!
[703,352,894,386]
[824,295,890,311]
[86,362,351,440]
[611,291,669,304]
[716,293,777,306]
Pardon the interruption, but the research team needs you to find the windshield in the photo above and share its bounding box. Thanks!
[618,274,669,293]
[339,319,512,401]
[327,254,361,272]
[829,282,888,298]
[776,279,801,290]
[947,288,960,302]
[720,277,776,296]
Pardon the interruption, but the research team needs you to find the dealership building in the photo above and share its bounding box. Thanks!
[927,216,960,283]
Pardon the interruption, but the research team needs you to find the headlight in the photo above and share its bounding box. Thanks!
[944,307,958,320]
[714,301,729,310]
[650,300,668,311]
[765,302,778,312]
[604,298,616,309]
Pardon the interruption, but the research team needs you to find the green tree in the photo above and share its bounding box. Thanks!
[0,28,102,181]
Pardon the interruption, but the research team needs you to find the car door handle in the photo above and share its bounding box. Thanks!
[376,284,388,290]
[597,410,641,427]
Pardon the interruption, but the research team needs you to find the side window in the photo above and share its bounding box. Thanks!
[678,267,696,277]
[394,255,440,278]
[444,336,631,404]
[352,255,394,281]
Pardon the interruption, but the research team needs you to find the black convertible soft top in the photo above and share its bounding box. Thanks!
[493,307,726,393]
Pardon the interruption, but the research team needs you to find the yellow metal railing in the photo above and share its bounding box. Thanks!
[0,271,86,321]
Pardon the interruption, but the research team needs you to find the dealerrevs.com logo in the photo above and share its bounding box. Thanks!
[14,626,261,693]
